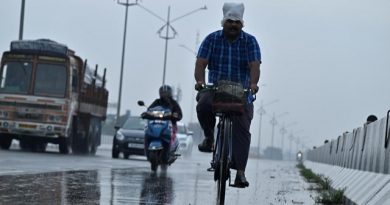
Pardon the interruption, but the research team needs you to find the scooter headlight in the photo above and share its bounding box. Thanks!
[116,131,125,141]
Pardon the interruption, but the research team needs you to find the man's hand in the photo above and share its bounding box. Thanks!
[195,82,205,91]
[172,112,179,119]
[250,84,259,94]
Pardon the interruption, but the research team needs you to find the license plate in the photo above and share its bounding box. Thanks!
[19,124,37,129]
[128,143,144,149]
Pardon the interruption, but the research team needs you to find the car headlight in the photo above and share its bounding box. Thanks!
[116,131,125,141]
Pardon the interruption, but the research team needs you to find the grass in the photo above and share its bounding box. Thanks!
[297,164,345,204]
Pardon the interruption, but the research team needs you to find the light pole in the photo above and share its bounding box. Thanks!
[19,0,26,40]
[280,121,297,159]
[116,0,139,124]
[256,99,278,156]
[288,129,303,160]
[269,111,288,158]
[138,4,206,85]
[270,112,288,149]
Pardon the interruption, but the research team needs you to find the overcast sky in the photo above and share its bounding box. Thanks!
[1,0,389,151]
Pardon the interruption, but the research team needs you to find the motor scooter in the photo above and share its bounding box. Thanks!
[138,100,180,171]
[296,151,303,164]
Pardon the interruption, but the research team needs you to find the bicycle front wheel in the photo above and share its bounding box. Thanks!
[216,117,232,205]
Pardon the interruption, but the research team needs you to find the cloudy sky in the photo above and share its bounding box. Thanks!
[1,0,389,151]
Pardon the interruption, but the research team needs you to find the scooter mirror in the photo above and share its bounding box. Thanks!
[137,100,145,106]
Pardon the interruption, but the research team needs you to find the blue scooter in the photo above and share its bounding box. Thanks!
[138,101,179,171]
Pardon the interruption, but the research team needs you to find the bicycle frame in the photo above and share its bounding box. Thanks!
[197,82,256,205]
[211,113,234,205]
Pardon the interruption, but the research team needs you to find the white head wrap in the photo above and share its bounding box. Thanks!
[221,2,245,27]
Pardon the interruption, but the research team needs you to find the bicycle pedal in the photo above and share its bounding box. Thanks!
[229,183,246,188]
[207,167,215,172]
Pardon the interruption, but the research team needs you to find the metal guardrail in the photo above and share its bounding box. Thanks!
[306,113,390,174]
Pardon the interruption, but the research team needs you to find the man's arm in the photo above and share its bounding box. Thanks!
[148,99,160,109]
[249,61,261,93]
[194,58,208,85]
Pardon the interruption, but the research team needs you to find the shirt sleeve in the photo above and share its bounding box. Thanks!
[197,33,214,60]
[248,36,261,64]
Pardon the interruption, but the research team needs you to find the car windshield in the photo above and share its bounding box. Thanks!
[177,125,186,134]
[122,117,145,130]
[34,63,67,97]
[0,61,32,94]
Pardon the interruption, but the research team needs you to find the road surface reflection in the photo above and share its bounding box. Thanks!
[0,168,174,205]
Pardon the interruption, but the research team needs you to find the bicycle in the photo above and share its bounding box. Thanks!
[196,82,255,205]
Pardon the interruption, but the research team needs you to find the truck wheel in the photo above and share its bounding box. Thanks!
[71,117,88,154]
[59,138,70,154]
[0,136,12,150]
[19,140,31,151]
[86,121,97,155]
[33,142,47,152]
[87,135,97,155]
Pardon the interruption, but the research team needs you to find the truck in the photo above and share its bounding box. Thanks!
[0,39,108,154]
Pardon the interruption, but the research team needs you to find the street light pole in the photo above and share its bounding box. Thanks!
[270,112,288,148]
[288,129,303,160]
[257,102,265,156]
[161,6,171,84]
[19,0,26,40]
[138,4,206,85]
[269,111,288,159]
[280,121,297,159]
[116,0,139,124]
[256,99,278,156]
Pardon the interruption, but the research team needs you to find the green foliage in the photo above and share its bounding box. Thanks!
[297,164,345,205]
[316,189,345,204]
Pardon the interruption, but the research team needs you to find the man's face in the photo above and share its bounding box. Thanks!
[223,19,243,39]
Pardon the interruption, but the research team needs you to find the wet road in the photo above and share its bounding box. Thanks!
[0,146,315,205]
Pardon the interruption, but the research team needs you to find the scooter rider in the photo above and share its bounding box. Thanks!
[147,85,183,162]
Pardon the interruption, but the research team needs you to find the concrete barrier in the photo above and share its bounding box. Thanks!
[305,114,390,205]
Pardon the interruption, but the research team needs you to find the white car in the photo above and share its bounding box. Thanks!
[176,122,193,157]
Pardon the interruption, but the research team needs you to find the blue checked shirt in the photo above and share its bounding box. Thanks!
[197,30,261,88]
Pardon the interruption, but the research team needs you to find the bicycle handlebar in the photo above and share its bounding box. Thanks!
[195,83,256,103]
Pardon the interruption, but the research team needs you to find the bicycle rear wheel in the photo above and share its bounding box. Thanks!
[216,117,231,205]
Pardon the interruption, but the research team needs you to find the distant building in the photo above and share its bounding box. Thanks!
[263,146,283,160]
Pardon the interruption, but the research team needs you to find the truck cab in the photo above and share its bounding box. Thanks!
[0,39,108,154]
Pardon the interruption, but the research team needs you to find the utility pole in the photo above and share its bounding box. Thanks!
[115,0,139,124]
[138,4,206,85]
[269,112,288,159]
[288,129,303,160]
[19,0,26,40]
[280,121,297,159]
[256,99,278,157]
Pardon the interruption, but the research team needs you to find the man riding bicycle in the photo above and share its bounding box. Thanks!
[194,2,261,188]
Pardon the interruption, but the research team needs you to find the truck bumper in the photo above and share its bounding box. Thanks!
[0,120,67,138]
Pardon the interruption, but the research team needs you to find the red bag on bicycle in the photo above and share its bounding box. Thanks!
[212,80,246,114]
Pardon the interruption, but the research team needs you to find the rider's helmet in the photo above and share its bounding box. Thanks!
[159,85,173,99]
[366,115,378,124]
